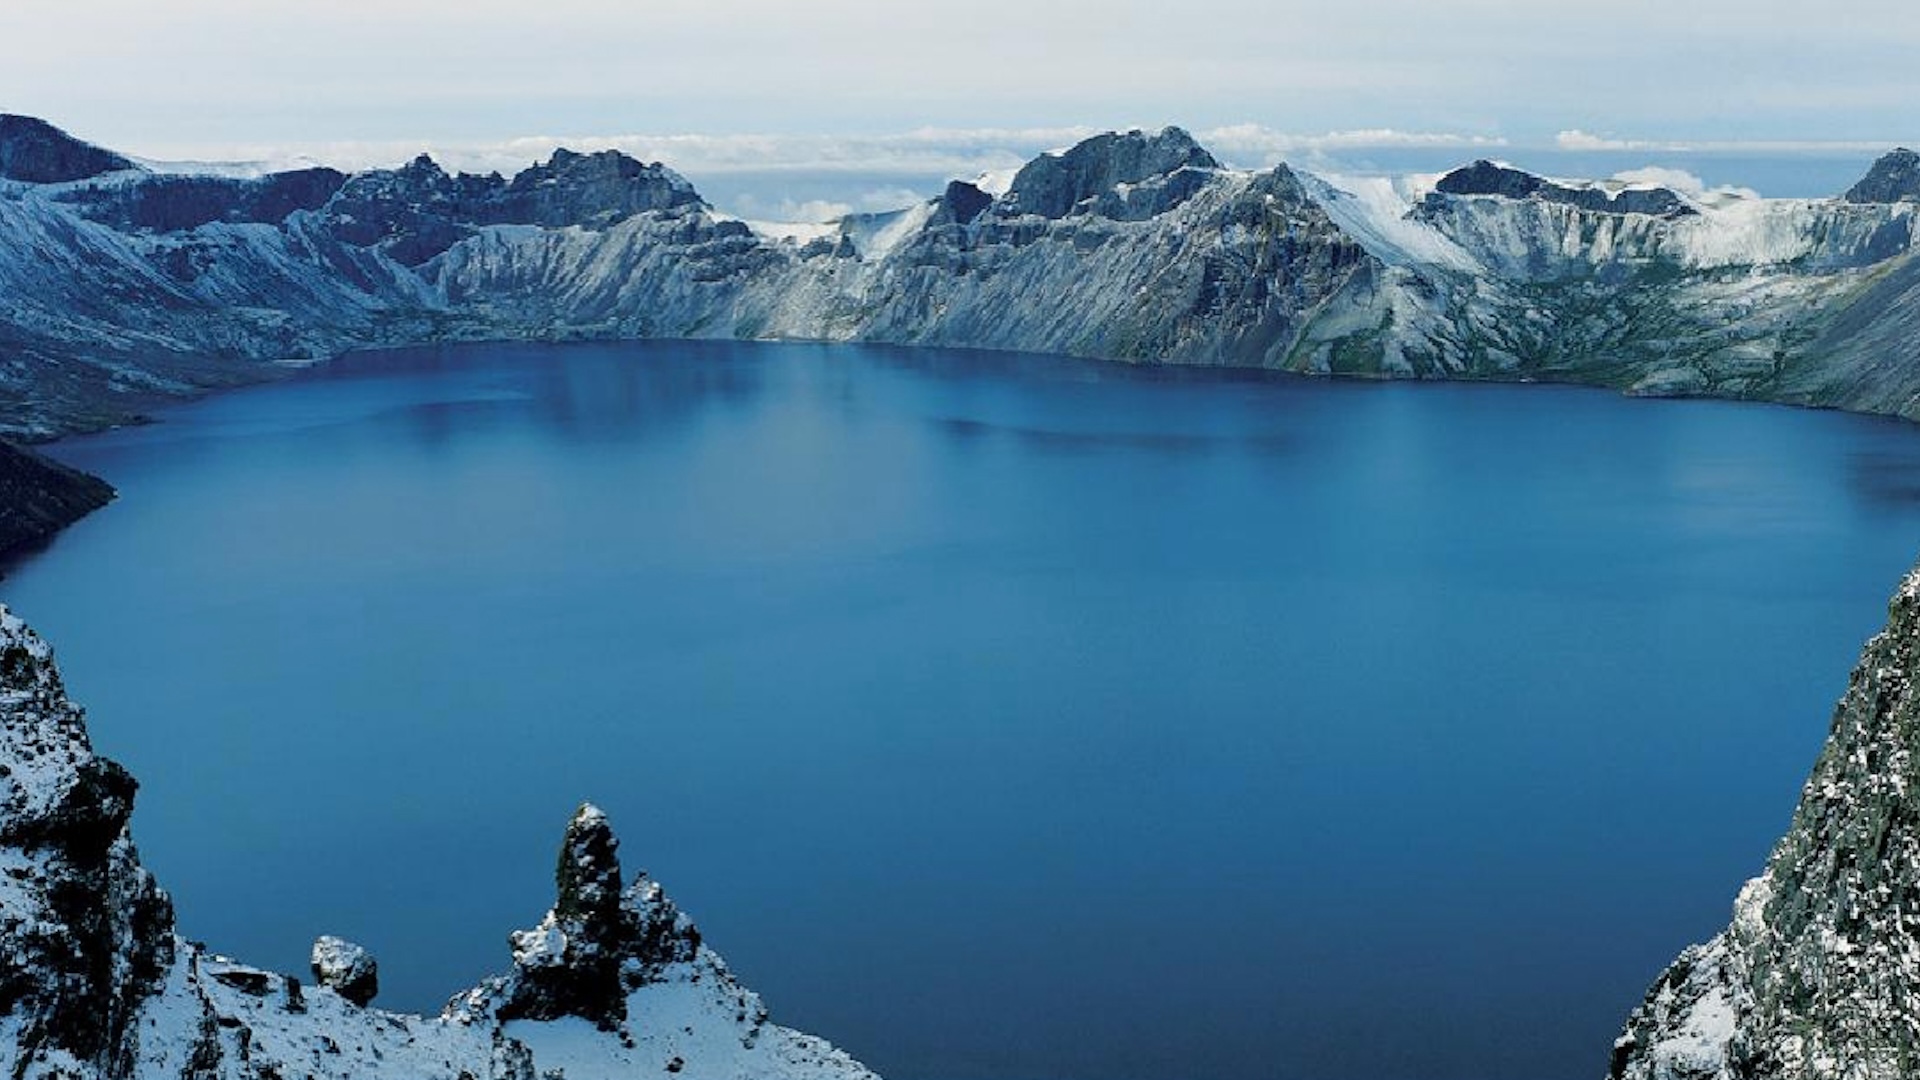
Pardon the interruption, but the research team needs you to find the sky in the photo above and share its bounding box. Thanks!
[2,1,1916,214]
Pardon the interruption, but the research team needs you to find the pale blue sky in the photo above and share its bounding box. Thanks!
[4,0,1916,152]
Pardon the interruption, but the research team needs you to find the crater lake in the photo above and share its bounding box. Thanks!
[10,340,1920,1080]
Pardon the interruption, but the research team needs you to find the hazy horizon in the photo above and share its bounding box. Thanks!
[3,2,1914,163]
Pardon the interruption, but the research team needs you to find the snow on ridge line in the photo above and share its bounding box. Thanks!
[1301,172,1483,272]
[845,200,938,261]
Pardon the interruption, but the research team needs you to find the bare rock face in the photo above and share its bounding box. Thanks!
[310,935,379,1006]
[1611,560,1920,1079]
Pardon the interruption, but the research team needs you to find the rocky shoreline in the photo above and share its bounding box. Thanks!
[0,441,111,566]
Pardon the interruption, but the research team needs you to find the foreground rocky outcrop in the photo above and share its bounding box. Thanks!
[1,116,1918,444]
[1611,561,1920,1079]
[0,606,877,1080]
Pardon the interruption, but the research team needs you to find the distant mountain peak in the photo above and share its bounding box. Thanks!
[1431,158,1695,218]
[1842,147,1920,203]
[1435,159,1547,199]
[1004,126,1221,220]
[0,114,138,184]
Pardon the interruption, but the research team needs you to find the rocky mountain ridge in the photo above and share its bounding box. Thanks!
[0,604,876,1080]
[0,116,1915,445]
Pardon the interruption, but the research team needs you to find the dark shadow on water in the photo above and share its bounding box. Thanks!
[934,416,1296,456]
[1850,450,1920,509]
[311,340,774,449]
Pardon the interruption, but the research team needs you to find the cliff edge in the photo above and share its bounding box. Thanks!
[1612,561,1920,1079]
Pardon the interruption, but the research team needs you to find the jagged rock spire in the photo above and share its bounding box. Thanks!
[461,802,706,1034]
[495,803,631,1027]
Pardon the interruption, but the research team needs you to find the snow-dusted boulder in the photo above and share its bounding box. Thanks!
[310,935,378,1006]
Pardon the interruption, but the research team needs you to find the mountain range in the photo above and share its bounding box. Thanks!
[1,113,1917,557]
[0,114,1916,445]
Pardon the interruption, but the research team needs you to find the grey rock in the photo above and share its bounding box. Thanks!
[312,148,702,266]
[932,180,991,226]
[1434,160,1548,200]
[470,147,702,228]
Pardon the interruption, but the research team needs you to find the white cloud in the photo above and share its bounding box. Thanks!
[1557,129,1897,154]
[1606,167,1761,204]
[1201,125,1508,166]
[1556,130,1681,152]
[1610,166,1709,196]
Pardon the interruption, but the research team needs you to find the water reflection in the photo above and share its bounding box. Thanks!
[314,342,774,448]
[1851,448,1920,509]
[932,416,1296,456]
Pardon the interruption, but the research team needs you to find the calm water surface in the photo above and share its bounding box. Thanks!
[10,341,1920,1080]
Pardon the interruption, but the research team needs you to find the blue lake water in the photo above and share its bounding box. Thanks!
[9,340,1920,1080]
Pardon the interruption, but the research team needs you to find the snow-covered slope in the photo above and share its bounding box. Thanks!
[1610,559,1920,1079]
[0,606,878,1080]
